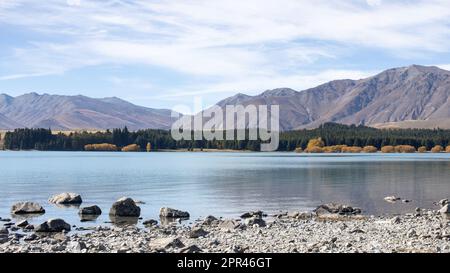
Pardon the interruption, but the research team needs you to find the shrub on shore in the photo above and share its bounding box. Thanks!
[362,146,378,153]
[381,146,395,153]
[305,146,324,153]
[294,147,303,153]
[446,146,450,153]
[418,146,427,153]
[322,145,347,153]
[341,146,363,153]
[84,143,118,151]
[307,138,325,149]
[121,144,140,152]
[394,145,416,153]
[431,145,444,153]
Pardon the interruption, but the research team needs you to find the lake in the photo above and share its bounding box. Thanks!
[1,151,450,229]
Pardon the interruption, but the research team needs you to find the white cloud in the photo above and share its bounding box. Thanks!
[2,0,450,101]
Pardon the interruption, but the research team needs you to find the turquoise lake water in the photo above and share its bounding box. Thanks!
[1,151,449,229]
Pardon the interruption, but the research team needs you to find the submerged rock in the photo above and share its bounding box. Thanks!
[384,196,401,203]
[79,205,102,215]
[16,220,28,227]
[109,197,141,217]
[11,202,45,214]
[159,207,190,218]
[49,193,82,205]
[35,218,71,232]
[143,219,158,226]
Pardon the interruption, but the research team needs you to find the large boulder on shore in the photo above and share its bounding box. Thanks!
[49,193,82,204]
[11,202,45,214]
[159,207,190,218]
[109,197,141,217]
[35,219,71,232]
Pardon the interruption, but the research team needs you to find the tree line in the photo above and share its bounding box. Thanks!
[2,123,450,151]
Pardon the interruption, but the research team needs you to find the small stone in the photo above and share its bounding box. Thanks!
[218,220,242,231]
[188,227,209,238]
[407,229,417,238]
[244,217,266,227]
[143,219,158,226]
[180,245,203,253]
[391,216,401,224]
[16,220,29,227]
[0,227,8,235]
[159,207,190,218]
[23,234,38,241]
[384,196,401,203]
[149,237,185,250]
[439,204,450,214]
[240,211,264,219]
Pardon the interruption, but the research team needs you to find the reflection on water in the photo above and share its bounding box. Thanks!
[0,151,449,230]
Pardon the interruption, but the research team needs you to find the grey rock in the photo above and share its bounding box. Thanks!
[49,192,82,204]
[35,218,71,232]
[391,216,401,224]
[0,227,8,235]
[180,245,203,253]
[240,211,265,219]
[142,219,158,226]
[11,202,45,214]
[384,196,401,203]
[149,237,185,249]
[109,197,141,217]
[202,215,219,226]
[16,220,28,227]
[439,204,450,214]
[79,205,102,215]
[314,203,361,215]
[159,207,190,218]
[68,241,87,252]
[218,220,242,231]
[244,217,266,227]
[188,227,209,238]
[438,199,449,207]
[23,234,38,241]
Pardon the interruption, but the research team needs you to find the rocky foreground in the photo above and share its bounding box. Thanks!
[1,207,450,253]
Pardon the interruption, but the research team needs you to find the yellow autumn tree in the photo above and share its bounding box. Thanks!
[84,143,118,151]
[121,144,140,152]
[381,146,395,153]
[417,146,427,153]
[446,146,450,153]
[307,138,325,149]
[363,146,378,153]
[431,145,444,153]
[146,142,152,152]
[394,145,416,153]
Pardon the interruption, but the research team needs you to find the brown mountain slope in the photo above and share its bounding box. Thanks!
[0,93,178,130]
[202,65,450,130]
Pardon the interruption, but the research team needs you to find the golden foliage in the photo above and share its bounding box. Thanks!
[84,143,118,151]
[146,142,152,152]
[362,146,378,153]
[307,138,325,149]
[381,146,395,153]
[394,145,416,153]
[446,146,450,153]
[305,146,324,153]
[341,146,363,153]
[294,147,303,153]
[417,146,427,153]
[431,145,444,153]
[322,145,348,153]
[121,144,140,152]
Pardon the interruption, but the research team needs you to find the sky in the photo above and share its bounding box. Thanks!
[1,0,450,111]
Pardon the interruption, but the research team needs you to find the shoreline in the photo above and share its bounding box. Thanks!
[1,207,449,253]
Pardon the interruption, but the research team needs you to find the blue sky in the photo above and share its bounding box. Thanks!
[1,0,450,111]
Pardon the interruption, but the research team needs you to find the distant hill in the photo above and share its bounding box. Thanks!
[203,65,450,130]
[0,93,178,130]
[2,65,450,131]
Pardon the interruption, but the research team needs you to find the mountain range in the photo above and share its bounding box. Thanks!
[0,93,177,130]
[1,65,449,131]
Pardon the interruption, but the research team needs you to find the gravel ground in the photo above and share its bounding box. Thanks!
[1,208,450,253]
